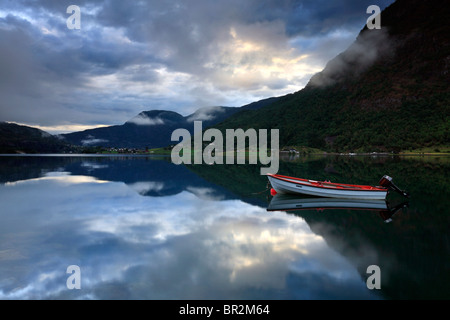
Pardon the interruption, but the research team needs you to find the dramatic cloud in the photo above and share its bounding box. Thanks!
[0,0,395,133]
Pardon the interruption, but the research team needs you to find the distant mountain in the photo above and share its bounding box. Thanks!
[0,122,71,154]
[214,0,450,153]
[61,97,279,149]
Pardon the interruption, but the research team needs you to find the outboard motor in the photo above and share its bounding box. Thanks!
[379,175,409,198]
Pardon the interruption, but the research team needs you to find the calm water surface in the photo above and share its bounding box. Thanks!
[0,154,448,300]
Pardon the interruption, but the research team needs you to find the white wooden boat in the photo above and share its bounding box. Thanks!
[267,174,389,200]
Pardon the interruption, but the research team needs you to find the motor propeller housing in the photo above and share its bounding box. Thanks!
[379,175,409,197]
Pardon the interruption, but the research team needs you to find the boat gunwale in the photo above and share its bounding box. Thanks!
[267,174,387,192]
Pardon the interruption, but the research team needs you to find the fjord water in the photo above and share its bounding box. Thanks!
[0,155,448,300]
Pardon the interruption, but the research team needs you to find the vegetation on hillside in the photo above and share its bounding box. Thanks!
[0,122,72,154]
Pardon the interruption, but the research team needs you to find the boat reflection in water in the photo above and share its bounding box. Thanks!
[267,193,409,223]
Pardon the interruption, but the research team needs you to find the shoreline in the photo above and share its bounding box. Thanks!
[1,152,449,157]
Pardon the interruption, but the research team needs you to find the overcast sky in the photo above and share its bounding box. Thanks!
[0,0,394,133]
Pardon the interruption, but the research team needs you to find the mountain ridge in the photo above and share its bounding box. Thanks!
[61,97,280,149]
[214,0,450,153]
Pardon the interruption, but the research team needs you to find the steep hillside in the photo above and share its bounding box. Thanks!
[0,122,71,154]
[215,0,450,152]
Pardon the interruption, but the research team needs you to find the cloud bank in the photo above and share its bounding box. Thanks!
[308,28,394,87]
[127,114,165,126]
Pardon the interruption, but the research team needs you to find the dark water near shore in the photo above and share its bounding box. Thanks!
[0,154,449,300]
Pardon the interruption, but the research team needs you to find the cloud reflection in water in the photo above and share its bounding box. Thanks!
[0,173,380,299]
